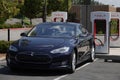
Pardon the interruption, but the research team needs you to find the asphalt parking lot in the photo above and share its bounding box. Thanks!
[0,59,120,80]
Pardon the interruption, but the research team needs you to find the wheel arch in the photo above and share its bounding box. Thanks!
[73,47,78,63]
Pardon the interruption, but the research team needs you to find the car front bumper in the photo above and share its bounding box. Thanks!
[6,51,72,70]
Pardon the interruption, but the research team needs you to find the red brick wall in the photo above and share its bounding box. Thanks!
[69,5,116,21]
[69,5,80,19]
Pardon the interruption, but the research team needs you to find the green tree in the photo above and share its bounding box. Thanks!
[72,0,104,5]
[22,0,44,24]
[0,0,19,24]
[47,0,72,14]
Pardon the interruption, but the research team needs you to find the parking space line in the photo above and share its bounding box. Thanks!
[53,59,98,80]
[76,59,98,71]
[53,63,90,80]
[53,74,68,80]
[76,62,90,71]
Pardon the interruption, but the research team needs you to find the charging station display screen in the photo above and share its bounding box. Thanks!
[94,20,106,46]
[110,19,119,41]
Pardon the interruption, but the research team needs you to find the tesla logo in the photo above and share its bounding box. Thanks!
[30,52,34,56]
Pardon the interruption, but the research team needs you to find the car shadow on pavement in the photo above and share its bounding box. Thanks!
[0,65,69,76]
[0,61,88,76]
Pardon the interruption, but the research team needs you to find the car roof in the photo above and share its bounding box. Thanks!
[37,22,81,26]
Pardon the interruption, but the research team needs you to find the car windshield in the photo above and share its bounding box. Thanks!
[27,24,76,38]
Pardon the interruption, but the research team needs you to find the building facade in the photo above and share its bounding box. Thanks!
[69,5,117,32]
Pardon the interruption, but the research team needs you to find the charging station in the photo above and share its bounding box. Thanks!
[91,11,120,54]
[91,11,120,62]
[51,11,67,22]
[110,12,120,48]
[91,11,111,54]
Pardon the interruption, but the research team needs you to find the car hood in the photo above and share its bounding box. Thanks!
[18,37,67,51]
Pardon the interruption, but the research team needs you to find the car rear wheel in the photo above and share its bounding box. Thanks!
[68,51,76,73]
[89,45,95,62]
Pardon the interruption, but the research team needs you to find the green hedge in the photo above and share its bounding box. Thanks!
[0,41,12,53]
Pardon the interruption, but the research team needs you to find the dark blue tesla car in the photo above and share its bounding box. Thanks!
[6,22,95,73]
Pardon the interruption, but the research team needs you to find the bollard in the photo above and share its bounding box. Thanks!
[8,28,10,42]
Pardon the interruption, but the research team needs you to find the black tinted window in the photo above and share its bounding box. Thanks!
[28,24,76,38]
[76,26,82,36]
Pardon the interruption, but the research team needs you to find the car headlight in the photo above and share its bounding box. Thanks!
[9,45,18,52]
[51,47,70,54]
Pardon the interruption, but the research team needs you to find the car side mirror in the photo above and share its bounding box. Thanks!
[20,33,27,37]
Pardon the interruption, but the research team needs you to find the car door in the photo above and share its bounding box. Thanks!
[76,26,90,62]
[80,27,91,60]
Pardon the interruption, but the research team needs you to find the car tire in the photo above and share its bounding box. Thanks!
[8,66,18,72]
[6,54,10,67]
[68,51,76,73]
[6,54,18,72]
[89,44,95,62]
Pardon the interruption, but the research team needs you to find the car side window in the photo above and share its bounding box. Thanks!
[76,26,82,36]
[81,27,88,35]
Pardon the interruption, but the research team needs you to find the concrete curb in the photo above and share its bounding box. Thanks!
[95,54,120,61]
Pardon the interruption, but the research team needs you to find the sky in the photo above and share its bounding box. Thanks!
[95,0,120,7]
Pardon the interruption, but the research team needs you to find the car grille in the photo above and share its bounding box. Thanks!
[16,52,52,64]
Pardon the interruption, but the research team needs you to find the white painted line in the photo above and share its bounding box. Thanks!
[76,59,98,71]
[53,59,98,80]
[76,63,90,71]
[53,63,90,80]
[53,74,68,80]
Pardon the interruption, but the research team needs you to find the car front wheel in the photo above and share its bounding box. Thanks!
[6,54,18,71]
[68,51,76,73]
